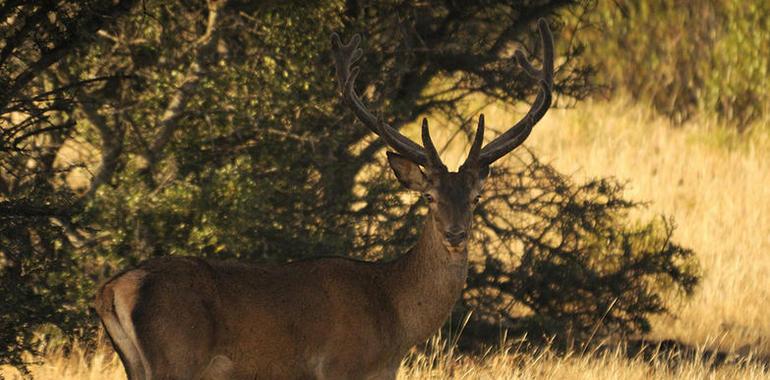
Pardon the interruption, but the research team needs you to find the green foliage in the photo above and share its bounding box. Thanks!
[583,0,770,127]
[0,1,137,367]
[0,192,93,368]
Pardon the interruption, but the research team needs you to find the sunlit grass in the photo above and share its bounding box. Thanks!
[514,98,770,356]
[2,335,767,380]
[3,98,769,378]
[399,338,769,380]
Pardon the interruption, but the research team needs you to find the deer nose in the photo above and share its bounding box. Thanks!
[444,229,467,246]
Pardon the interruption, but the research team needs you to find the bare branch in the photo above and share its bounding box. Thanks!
[146,0,225,162]
[0,0,137,111]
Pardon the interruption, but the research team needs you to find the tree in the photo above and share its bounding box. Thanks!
[0,0,137,367]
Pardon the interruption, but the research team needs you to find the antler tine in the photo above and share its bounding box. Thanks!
[514,20,554,86]
[331,33,376,132]
[477,18,554,167]
[459,114,485,171]
[420,118,447,171]
[330,33,429,166]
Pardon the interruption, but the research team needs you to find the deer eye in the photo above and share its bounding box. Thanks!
[424,193,435,203]
[472,195,481,204]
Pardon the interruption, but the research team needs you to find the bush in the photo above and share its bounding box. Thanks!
[457,153,698,348]
[582,0,770,128]
[0,192,92,368]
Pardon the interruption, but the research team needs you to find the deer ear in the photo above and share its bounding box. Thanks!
[387,152,428,191]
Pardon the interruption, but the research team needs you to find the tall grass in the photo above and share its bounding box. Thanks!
[2,98,768,378]
[506,98,770,355]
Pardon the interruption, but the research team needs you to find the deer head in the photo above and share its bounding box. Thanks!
[331,19,554,253]
[384,117,486,252]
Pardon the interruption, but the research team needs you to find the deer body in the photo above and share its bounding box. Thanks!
[96,19,554,380]
[96,215,468,379]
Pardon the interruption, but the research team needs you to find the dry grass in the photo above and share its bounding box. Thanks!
[399,341,769,380]
[2,98,769,378]
[1,337,767,379]
[0,342,124,380]
[510,98,770,355]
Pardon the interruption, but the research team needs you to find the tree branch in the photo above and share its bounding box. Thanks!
[146,0,226,165]
[0,0,137,111]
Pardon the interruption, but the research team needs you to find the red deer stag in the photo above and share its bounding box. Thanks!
[94,18,554,380]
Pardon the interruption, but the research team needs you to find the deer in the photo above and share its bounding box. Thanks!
[94,18,554,380]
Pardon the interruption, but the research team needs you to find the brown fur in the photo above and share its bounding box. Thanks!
[95,209,474,379]
[95,135,492,380]
[94,82,497,380]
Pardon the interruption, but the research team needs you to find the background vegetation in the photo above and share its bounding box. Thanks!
[1,0,768,377]
[583,0,770,128]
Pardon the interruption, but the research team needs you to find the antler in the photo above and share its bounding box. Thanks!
[331,33,438,168]
[331,18,553,171]
[458,114,486,172]
[476,19,554,167]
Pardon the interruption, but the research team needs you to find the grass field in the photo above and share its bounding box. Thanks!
[519,99,770,357]
[2,98,769,379]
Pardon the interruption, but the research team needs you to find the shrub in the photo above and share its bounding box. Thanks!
[458,153,699,348]
[582,0,770,128]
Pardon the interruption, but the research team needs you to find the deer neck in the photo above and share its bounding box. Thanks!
[387,214,469,349]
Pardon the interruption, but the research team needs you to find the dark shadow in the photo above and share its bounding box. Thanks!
[622,338,770,370]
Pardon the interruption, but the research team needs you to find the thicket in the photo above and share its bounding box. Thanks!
[0,0,699,370]
[581,0,770,128]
